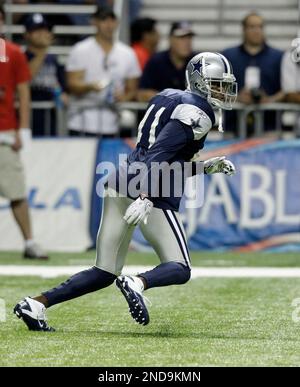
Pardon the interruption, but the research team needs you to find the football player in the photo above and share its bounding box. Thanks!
[14,52,237,331]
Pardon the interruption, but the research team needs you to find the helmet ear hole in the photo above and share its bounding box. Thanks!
[194,82,205,95]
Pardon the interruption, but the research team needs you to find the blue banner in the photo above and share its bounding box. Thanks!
[90,138,300,252]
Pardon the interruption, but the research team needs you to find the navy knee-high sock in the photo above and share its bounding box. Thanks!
[42,266,116,307]
[139,262,191,289]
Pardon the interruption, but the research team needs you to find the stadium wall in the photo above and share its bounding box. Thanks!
[0,139,96,252]
[0,137,299,252]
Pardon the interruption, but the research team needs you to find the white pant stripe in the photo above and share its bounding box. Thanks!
[166,210,191,268]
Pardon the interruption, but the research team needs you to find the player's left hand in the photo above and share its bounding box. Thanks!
[204,156,236,176]
[124,195,153,226]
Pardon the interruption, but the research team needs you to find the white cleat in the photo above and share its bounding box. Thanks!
[14,297,55,332]
[116,275,150,325]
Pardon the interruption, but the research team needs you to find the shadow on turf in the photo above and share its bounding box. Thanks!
[49,330,300,342]
[45,323,298,341]
[50,323,198,338]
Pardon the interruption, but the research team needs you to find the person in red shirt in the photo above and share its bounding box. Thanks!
[130,17,159,70]
[0,6,48,259]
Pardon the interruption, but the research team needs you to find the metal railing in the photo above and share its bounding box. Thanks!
[235,102,300,138]
[29,101,300,138]
[5,0,300,138]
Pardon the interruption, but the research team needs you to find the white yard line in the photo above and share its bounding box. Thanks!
[1,265,300,278]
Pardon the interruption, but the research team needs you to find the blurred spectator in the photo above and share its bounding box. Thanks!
[281,38,300,132]
[222,12,284,134]
[281,38,300,103]
[131,17,159,70]
[66,6,141,136]
[138,21,195,102]
[24,13,67,136]
[0,5,48,259]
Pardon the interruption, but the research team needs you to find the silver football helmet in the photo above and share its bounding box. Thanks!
[186,52,237,110]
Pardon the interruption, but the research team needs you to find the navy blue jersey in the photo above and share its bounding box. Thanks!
[222,44,283,132]
[139,50,194,91]
[113,88,215,211]
[25,50,65,101]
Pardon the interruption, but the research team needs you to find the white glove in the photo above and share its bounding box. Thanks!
[204,156,236,176]
[123,195,153,226]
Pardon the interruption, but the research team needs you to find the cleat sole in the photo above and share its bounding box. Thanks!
[116,277,149,326]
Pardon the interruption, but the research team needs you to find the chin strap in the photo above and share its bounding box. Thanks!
[201,55,224,133]
[218,108,224,132]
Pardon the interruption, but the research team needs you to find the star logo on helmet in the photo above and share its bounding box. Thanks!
[191,60,202,74]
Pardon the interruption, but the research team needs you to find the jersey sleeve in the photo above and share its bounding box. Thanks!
[170,103,212,140]
[14,48,31,84]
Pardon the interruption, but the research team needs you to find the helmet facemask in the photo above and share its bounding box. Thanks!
[185,52,238,132]
[206,77,237,110]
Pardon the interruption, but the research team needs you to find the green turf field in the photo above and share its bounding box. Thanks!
[1,251,300,367]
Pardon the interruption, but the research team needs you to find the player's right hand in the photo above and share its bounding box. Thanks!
[124,195,153,226]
